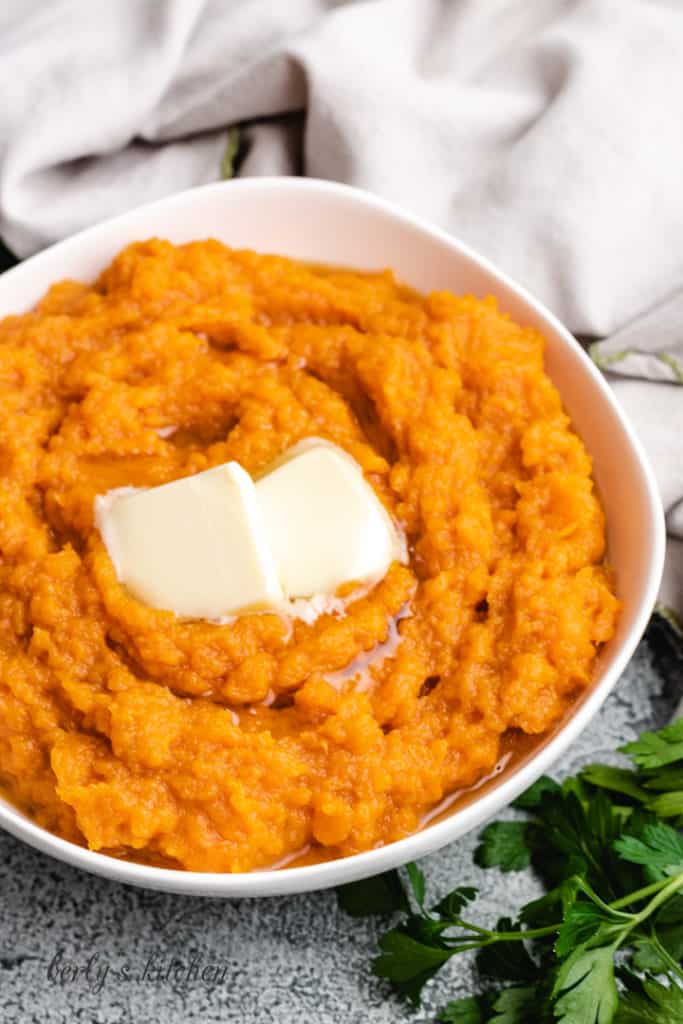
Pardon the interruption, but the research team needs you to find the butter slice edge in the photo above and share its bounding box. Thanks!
[255,439,405,599]
[95,463,283,619]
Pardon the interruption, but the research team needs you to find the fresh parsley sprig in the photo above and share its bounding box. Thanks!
[338,718,683,1022]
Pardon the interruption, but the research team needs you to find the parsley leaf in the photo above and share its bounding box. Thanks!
[621,720,683,770]
[555,900,625,958]
[438,996,485,1023]
[654,891,683,924]
[405,862,426,907]
[615,975,683,1023]
[476,918,539,983]
[490,985,543,1022]
[632,920,683,972]
[339,702,683,1021]
[641,766,683,792]
[475,821,531,872]
[512,775,561,809]
[519,886,564,926]
[439,986,545,1023]
[553,943,620,1024]
[644,791,683,818]
[336,869,408,917]
[372,929,451,1004]
[523,788,625,895]
[433,886,478,919]
[581,764,649,803]
[614,823,683,876]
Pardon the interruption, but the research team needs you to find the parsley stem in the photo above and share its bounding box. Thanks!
[485,924,559,941]
[602,871,683,964]
[453,919,490,936]
[452,872,683,952]
[648,929,683,984]
[610,876,678,910]
[631,869,683,924]
[453,920,560,943]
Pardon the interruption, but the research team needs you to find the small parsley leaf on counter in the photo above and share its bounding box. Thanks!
[621,719,683,771]
[437,995,485,1023]
[336,868,409,917]
[474,822,531,872]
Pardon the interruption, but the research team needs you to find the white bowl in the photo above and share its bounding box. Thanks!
[0,178,665,897]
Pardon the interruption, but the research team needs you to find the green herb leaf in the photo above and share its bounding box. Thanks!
[527,789,624,894]
[645,791,683,818]
[615,975,683,1023]
[405,862,426,907]
[553,944,619,1024]
[512,775,561,809]
[654,891,683,924]
[555,901,625,958]
[438,995,485,1023]
[614,823,683,876]
[475,821,531,872]
[622,720,683,770]
[632,920,683,972]
[476,919,539,983]
[490,985,542,1023]
[355,716,683,1017]
[336,869,408,917]
[519,886,564,926]
[581,764,649,802]
[433,886,478,919]
[642,766,683,792]
[630,937,667,973]
[372,929,452,1004]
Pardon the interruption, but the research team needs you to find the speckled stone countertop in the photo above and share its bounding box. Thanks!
[1,618,681,1024]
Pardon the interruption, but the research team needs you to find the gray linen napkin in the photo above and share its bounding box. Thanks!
[0,0,680,612]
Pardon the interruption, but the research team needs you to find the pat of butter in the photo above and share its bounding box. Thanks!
[95,463,283,619]
[95,440,405,620]
[256,439,405,598]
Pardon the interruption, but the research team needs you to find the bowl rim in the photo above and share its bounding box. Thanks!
[0,176,666,896]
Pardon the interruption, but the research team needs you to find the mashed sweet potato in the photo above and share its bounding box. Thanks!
[0,240,619,871]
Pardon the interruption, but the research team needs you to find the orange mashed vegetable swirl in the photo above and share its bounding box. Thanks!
[0,240,619,871]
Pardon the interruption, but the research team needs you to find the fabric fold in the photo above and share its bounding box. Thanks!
[0,0,680,611]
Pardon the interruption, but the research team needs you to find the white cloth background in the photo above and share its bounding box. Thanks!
[0,0,681,612]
